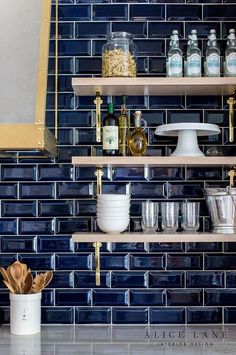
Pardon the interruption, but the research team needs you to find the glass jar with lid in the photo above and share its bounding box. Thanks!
[102,32,137,77]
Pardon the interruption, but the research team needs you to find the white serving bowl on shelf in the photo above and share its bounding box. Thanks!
[97,213,130,219]
[97,218,129,234]
[97,194,130,201]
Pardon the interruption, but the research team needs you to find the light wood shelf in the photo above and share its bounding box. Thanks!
[72,233,236,243]
[72,77,236,96]
[72,156,236,167]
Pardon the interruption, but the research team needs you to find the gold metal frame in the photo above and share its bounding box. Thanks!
[0,0,57,158]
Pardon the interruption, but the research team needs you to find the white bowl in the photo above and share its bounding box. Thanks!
[97,218,129,234]
[97,194,130,201]
[97,206,130,212]
[97,213,130,219]
[97,201,130,209]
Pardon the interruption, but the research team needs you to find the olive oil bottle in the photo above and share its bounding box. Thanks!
[119,96,130,156]
[129,111,147,156]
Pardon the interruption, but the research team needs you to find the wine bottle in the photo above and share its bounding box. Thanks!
[119,96,130,156]
[102,102,119,156]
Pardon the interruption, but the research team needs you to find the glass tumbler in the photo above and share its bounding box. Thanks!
[161,202,179,233]
[141,201,159,233]
[181,202,200,232]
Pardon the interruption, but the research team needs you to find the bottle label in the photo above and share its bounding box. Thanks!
[103,126,118,150]
[226,53,236,74]
[207,53,220,75]
[169,54,182,75]
[187,54,201,75]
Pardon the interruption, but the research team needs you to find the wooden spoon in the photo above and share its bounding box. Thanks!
[10,262,24,294]
[0,267,10,283]
[32,274,45,293]
[6,265,19,293]
[23,272,33,294]
[43,271,53,288]
[3,280,16,294]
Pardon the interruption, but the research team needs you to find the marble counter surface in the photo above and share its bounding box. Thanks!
[1,324,236,354]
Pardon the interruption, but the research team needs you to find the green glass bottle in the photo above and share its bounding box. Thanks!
[102,102,119,156]
[119,96,130,156]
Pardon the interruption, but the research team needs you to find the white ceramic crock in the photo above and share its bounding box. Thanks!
[10,292,42,335]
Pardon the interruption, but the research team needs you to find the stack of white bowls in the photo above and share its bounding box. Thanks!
[97,194,130,234]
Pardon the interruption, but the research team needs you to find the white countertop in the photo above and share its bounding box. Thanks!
[1,324,236,354]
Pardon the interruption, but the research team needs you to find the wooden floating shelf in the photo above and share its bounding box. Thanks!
[72,77,236,96]
[72,233,236,243]
[72,156,236,167]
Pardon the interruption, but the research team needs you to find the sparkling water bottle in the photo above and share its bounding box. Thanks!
[204,29,221,77]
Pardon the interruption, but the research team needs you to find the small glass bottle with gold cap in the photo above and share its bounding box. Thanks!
[119,96,130,156]
[129,111,147,156]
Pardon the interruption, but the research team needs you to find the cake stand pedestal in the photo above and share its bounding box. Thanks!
[155,123,220,157]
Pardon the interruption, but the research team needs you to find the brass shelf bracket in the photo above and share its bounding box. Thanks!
[227,92,236,143]
[95,167,104,195]
[94,91,103,143]
[93,241,102,286]
[228,167,236,187]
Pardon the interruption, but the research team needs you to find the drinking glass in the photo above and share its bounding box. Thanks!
[161,202,179,233]
[181,201,200,232]
[141,201,159,233]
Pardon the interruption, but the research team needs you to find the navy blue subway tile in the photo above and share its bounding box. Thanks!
[93,290,128,306]
[49,271,73,288]
[74,271,109,288]
[1,236,35,253]
[56,289,91,306]
[19,219,54,235]
[2,201,36,217]
[38,201,73,217]
[93,4,128,20]
[56,182,92,198]
[37,236,72,252]
[150,96,185,109]
[166,182,204,198]
[75,201,96,216]
[18,254,54,270]
[99,183,127,195]
[186,167,222,180]
[100,254,129,270]
[203,5,236,20]
[130,4,165,20]
[226,272,236,287]
[55,5,91,21]
[150,308,185,324]
[130,254,165,270]
[75,307,111,324]
[0,184,17,199]
[38,165,73,181]
[149,272,185,288]
[222,22,236,37]
[187,272,224,288]
[56,40,91,56]
[75,128,97,145]
[167,110,202,124]
[19,183,55,199]
[225,308,236,323]
[149,242,184,252]
[186,96,222,109]
[0,255,17,269]
[112,308,148,324]
[205,290,236,306]
[129,218,142,232]
[167,254,203,270]
[136,110,165,127]
[0,291,10,306]
[113,167,145,181]
[167,5,202,20]
[187,308,222,324]
[185,22,221,38]
[131,183,163,198]
[149,167,184,181]
[56,218,91,233]
[149,22,184,38]
[134,39,165,56]
[186,242,222,252]
[75,58,102,74]
[42,290,54,306]
[55,253,91,270]
[58,111,92,127]
[111,271,148,288]
[41,307,74,324]
[57,147,91,163]
[111,242,147,252]
[75,167,109,181]
[0,307,9,324]
[1,165,36,181]
[167,290,203,306]
[74,242,109,253]
[205,110,228,126]
[112,22,147,38]
[149,57,166,75]
[50,22,74,39]
[205,254,236,270]
[130,290,165,306]
[0,219,17,235]
[75,22,110,38]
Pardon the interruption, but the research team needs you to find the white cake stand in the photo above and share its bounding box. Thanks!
[155,123,220,156]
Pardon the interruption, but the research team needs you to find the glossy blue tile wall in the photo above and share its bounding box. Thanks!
[0,0,236,325]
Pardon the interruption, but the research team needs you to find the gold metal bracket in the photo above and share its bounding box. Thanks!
[228,167,236,187]
[227,92,236,143]
[93,242,102,286]
[93,91,103,143]
[95,167,104,195]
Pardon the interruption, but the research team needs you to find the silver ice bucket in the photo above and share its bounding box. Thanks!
[204,188,236,234]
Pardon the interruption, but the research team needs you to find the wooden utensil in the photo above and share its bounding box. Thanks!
[32,274,45,293]
[10,262,24,294]
[23,272,33,294]
[3,280,16,294]
[0,267,10,283]
[6,265,19,293]
[43,271,53,288]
